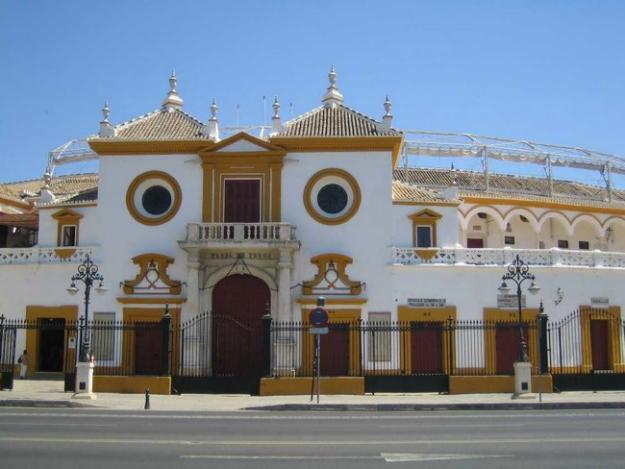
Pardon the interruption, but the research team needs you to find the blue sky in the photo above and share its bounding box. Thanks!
[1,0,625,186]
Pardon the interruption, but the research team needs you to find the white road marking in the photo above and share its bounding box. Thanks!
[379,422,525,429]
[0,411,622,420]
[180,455,376,460]
[0,422,114,427]
[381,453,510,462]
[1,436,625,446]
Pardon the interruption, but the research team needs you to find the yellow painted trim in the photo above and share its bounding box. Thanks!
[93,375,171,395]
[25,305,78,374]
[462,196,625,216]
[54,248,77,259]
[409,208,442,247]
[449,375,552,394]
[483,308,540,374]
[303,168,362,225]
[297,297,368,305]
[269,136,403,167]
[300,308,361,376]
[88,140,213,155]
[393,200,461,207]
[397,306,457,375]
[211,131,286,153]
[52,208,83,247]
[116,297,187,304]
[260,377,364,396]
[0,195,32,210]
[302,253,363,295]
[125,171,182,226]
[122,253,182,295]
[579,306,623,372]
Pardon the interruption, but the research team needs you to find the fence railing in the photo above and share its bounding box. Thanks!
[547,308,625,375]
[269,319,541,378]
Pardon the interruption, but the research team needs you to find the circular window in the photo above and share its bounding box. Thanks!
[142,185,172,215]
[126,171,181,225]
[317,184,348,214]
[304,168,361,225]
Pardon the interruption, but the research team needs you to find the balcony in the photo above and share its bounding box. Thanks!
[392,247,625,269]
[180,223,299,251]
[0,246,96,265]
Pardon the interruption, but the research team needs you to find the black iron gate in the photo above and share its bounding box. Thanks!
[172,312,271,395]
[549,309,625,391]
[0,317,17,390]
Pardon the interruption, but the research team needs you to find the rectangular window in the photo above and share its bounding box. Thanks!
[579,241,590,250]
[467,238,484,248]
[61,225,77,247]
[504,236,516,245]
[415,226,433,248]
[368,312,391,362]
[558,240,569,249]
[92,312,116,361]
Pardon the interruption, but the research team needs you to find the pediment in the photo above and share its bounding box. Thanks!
[212,132,285,153]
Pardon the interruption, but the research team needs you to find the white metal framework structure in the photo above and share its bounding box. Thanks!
[46,129,625,199]
[403,130,625,200]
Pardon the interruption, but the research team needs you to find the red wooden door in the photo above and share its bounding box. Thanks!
[224,179,261,223]
[590,319,610,371]
[410,322,443,374]
[320,324,349,376]
[467,238,484,248]
[212,274,270,376]
[135,323,161,375]
[495,325,519,374]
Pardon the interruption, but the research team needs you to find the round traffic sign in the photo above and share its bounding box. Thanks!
[309,307,328,327]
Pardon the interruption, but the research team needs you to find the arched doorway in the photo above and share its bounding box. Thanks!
[212,274,270,378]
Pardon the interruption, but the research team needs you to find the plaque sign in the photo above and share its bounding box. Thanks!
[497,294,526,309]
[408,298,446,308]
[591,297,609,307]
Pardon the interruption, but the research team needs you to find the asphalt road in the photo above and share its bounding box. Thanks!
[1,408,624,468]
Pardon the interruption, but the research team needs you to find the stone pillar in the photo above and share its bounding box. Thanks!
[277,248,293,322]
[275,248,295,375]
[186,250,200,316]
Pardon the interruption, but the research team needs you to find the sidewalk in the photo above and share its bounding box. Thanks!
[3,379,625,411]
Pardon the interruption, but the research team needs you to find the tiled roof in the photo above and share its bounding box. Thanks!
[278,105,401,137]
[393,168,625,207]
[392,180,453,203]
[101,108,207,141]
[0,174,98,201]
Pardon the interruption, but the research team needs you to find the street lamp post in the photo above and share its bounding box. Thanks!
[67,254,105,399]
[67,254,105,362]
[498,254,541,363]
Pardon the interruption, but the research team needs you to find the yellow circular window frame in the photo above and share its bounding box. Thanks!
[304,168,361,225]
[126,171,182,226]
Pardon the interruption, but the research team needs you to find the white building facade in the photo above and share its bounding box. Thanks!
[1,69,625,394]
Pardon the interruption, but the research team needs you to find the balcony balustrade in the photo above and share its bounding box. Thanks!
[0,246,95,265]
[181,223,298,250]
[392,247,625,269]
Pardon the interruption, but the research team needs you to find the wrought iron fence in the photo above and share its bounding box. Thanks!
[269,319,540,378]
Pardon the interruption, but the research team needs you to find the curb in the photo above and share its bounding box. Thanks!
[0,400,89,408]
[245,402,625,411]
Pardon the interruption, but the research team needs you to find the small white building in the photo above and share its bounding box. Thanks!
[1,69,624,394]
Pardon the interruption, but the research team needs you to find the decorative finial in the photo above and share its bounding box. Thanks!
[162,70,183,111]
[271,96,282,135]
[322,65,344,108]
[384,95,392,117]
[102,101,110,122]
[99,100,116,137]
[272,96,280,119]
[210,98,218,121]
[169,70,177,92]
[382,95,393,130]
[202,98,220,141]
